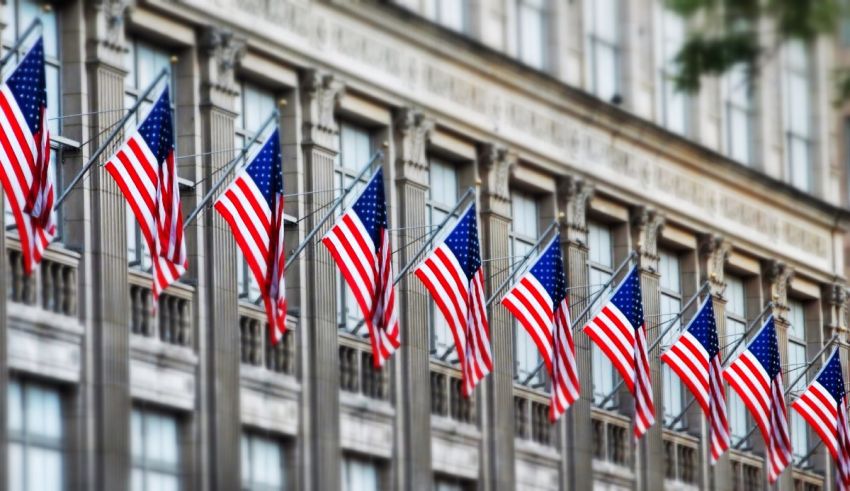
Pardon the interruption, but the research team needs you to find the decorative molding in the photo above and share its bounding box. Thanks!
[393,107,433,186]
[699,234,731,294]
[763,260,794,322]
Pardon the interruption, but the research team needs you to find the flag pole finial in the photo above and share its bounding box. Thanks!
[278,98,287,108]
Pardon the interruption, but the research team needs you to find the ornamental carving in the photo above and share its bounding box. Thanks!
[631,206,665,269]
[557,176,594,243]
[763,260,794,316]
[300,70,345,149]
[698,234,731,292]
[479,144,513,203]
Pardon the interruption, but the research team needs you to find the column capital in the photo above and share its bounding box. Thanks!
[393,107,433,186]
[199,26,245,109]
[824,280,849,338]
[556,175,594,244]
[630,205,665,271]
[698,234,731,295]
[478,143,514,218]
[762,259,794,322]
[300,69,345,151]
[87,0,131,69]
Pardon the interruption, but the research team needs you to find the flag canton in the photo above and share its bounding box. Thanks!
[748,317,782,378]
[350,167,388,248]
[444,205,481,281]
[6,37,46,136]
[245,128,283,208]
[529,236,567,305]
[610,267,645,330]
[816,350,846,403]
[687,299,720,359]
[137,87,174,165]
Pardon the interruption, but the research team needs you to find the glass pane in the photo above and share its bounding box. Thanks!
[791,412,809,459]
[663,79,688,135]
[593,0,619,41]
[8,379,22,433]
[26,384,62,440]
[132,410,143,459]
[436,0,466,32]
[342,456,378,491]
[587,222,613,267]
[725,276,745,317]
[658,251,681,293]
[787,300,806,341]
[429,158,458,208]
[728,105,751,164]
[511,192,538,239]
[518,1,545,69]
[27,447,62,491]
[787,341,807,390]
[46,64,60,135]
[243,83,276,134]
[9,443,23,491]
[593,42,619,101]
[338,123,372,172]
[789,136,810,190]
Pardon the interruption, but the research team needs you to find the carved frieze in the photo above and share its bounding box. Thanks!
[393,108,433,186]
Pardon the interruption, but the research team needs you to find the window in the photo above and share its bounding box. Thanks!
[783,40,813,192]
[724,64,755,165]
[341,454,381,491]
[517,0,547,69]
[428,157,459,356]
[125,39,175,270]
[787,299,809,460]
[725,275,749,441]
[586,0,621,101]
[8,379,64,491]
[132,408,181,491]
[2,0,62,237]
[588,221,616,407]
[241,432,286,490]
[235,81,277,301]
[659,250,684,427]
[511,192,541,384]
[335,121,374,330]
[657,8,689,135]
[426,0,467,33]
[434,475,471,491]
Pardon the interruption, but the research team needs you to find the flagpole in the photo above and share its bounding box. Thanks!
[484,220,559,307]
[794,439,823,467]
[54,67,171,209]
[0,18,42,69]
[731,334,838,450]
[283,150,383,272]
[592,281,710,408]
[517,251,637,384]
[182,109,279,228]
[344,187,476,337]
[665,301,775,429]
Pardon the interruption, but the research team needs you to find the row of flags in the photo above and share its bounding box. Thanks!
[3,35,850,488]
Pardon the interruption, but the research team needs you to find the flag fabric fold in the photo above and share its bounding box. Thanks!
[582,266,655,439]
[501,234,578,421]
[0,37,55,274]
[791,348,850,491]
[321,167,399,366]
[723,315,792,483]
[660,297,730,462]
[214,128,287,343]
[105,86,187,305]
[414,204,492,396]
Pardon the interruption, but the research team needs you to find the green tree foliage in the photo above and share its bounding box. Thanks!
[667,0,849,99]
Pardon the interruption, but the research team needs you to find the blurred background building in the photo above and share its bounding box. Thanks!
[2,0,850,490]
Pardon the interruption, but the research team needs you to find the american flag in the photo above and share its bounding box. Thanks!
[660,298,730,462]
[104,87,187,305]
[0,37,55,274]
[582,266,655,439]
[214,128,287,343]
[322,168,399,367]
[723,315,791,483]
[791,348,850,490]
[501,234,578,421]
[414,204,492,396]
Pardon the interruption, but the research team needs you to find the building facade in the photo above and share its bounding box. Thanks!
[1,0,849,490]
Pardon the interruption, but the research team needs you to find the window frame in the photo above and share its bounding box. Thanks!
[786,298,811,462]
[586,0,622,101]
[723,63,756,166]
[241,431,287,491]
[132,407,182,491]
[659,249,686,429]
[516,0,549,70]
[724,274,752,445]
[509,190,543,385]
[782,40,814,192]
[656,7,691,136]
[587,220,618,409]
[8,377,65,491]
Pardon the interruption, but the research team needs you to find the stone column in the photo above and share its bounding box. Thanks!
[630,206,665,491]
[557,176,594,491]
[299,69,344,491]
[699,235,732,491]
[762,260,795,490]
[197,27,244,491]
[478,144,515,491]
[84,2,132,489]
[392,107,433,491]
